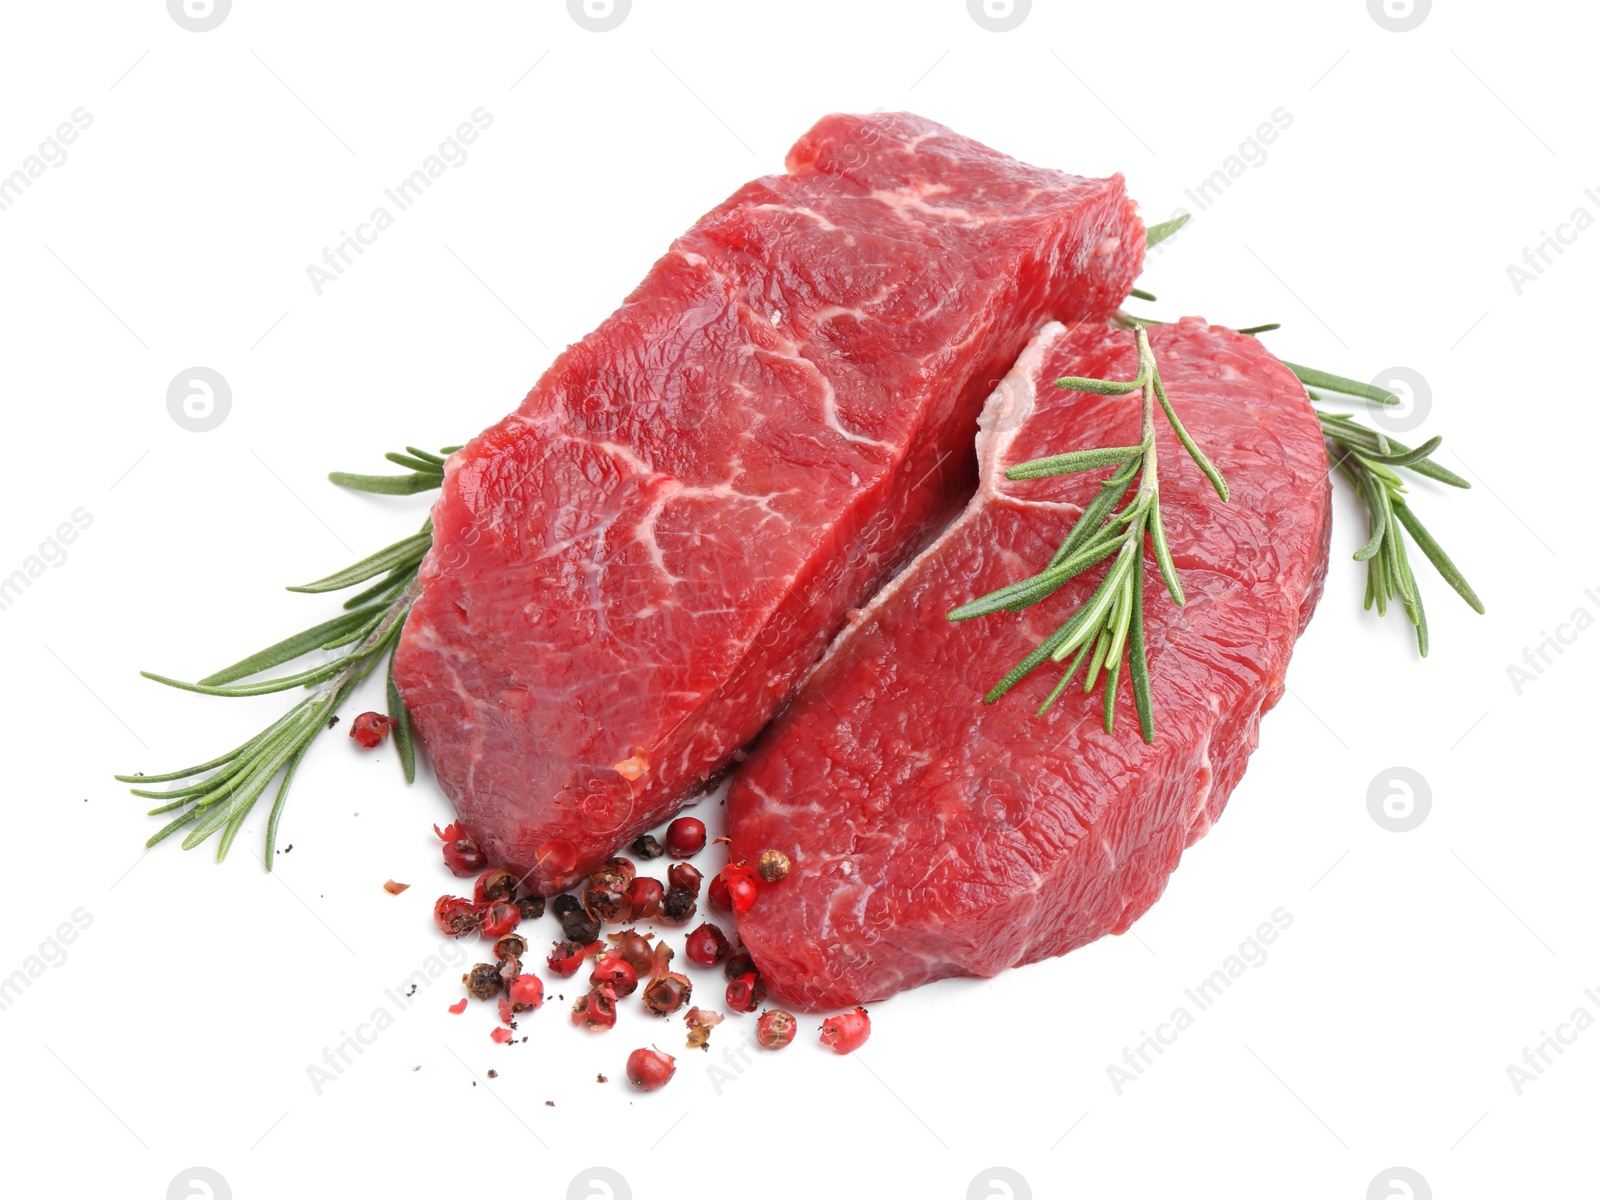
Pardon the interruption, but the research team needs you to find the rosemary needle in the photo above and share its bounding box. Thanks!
[116,446,457,867]
[948,324,1226,742]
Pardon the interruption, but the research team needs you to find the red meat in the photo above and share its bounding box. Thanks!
[724,318,1332,1008]
[394,113,1144,892]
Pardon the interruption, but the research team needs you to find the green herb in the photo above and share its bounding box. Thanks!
[947,323,1227,742]
[1121,216,1482,657]
[957,208,1482,734]
[115,446,458,866]
[1307,395,1483,655]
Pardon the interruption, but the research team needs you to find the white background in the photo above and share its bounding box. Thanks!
[1,1,1594,1197]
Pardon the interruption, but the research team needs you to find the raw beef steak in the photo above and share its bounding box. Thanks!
[394,113,1145,892]
[724,317,1332,1008]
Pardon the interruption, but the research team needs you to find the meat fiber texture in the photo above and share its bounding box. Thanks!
[725,317,1332,1008]
[394,112,1145,892]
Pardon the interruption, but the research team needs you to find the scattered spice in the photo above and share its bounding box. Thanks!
[684,923,730,966]
[465,963,503,1001]
[684,1006,724,1050]
[435,823,487,877]
[491,1027,514,1045]
[660,890,697,925]
[493,934,529,961]
[590,954,640,998]
[348,711,394,749]
[473,868,519,905]
[664,816,707,858]
[643,972,692,1016]
[583,881,629,924]
[607,929,655,976]
[508,974,545,1011]
[630,834,664,860]
[627,877,664,919]
[819,1007,871,1054]
[571,985,619,1032]
[756,1009,797,1050]
[383,880,411,895]
[667,862,703,897]
[561,909,602,945]
[433,896,483,939]
[602,856,638,884]
[596,1073,608,1084]
[625,1047,676,1091]
[515,895,546,920]
[551,894,582,919]
[479,900,522,941]
[756,849,791,883]
[716,864,759,915]
[725,971,766,1013]
[448,998,469,1015]
[547,940,587,977]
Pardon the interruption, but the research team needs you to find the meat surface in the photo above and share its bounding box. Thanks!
[394,112,1144,892]
[724,317,1332,1008]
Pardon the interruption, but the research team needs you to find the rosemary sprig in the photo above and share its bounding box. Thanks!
[1118,278,1483,656]
[115,445,458,867]
[1305,393,1482,655]
[947,324,1227,742]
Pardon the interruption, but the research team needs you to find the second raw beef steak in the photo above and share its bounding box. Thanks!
[725,318,1333,1007]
